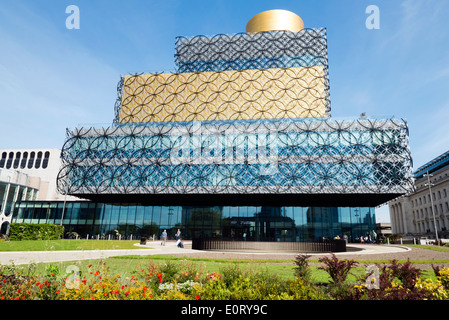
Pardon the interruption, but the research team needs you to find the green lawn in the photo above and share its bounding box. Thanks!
[0,239,153,251]
[405,244,449,253]
[10,254,437,285]
[0,241,445,284]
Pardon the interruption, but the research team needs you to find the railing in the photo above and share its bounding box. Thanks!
[192,238,346,253]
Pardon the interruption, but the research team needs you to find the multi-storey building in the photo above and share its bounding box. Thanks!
[9,10,414,246]
[389,150,449,239]
[0,149,78,235]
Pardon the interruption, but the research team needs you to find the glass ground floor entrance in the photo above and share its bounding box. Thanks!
[12,201,376,243]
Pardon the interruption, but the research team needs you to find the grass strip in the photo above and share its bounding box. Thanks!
[109,254,449,266]
[0,240,152,251]
[405,244,449,253]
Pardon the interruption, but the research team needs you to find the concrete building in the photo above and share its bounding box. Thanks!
[0,149,78,235]
[389,150,449,239]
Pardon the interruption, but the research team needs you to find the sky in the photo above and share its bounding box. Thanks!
[1,0,449,222]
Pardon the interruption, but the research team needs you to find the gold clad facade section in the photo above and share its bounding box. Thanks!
[246,9,304,33]
[118,66,326,123]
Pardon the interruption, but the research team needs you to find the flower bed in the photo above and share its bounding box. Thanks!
[1,255,448,300]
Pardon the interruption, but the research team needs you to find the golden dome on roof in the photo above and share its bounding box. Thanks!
[246,9,304,33]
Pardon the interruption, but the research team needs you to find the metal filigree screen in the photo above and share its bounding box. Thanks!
[117,67,327,123]
[57,118,413,196]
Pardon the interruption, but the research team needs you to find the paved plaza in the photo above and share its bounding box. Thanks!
[2,240,448,270]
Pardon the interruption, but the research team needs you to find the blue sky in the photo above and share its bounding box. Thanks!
[1,0,449,222]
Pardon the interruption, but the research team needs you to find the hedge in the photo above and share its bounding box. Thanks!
[8,223,64,241]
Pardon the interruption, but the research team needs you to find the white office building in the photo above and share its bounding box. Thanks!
[0,149,78,235]
[389,150,449,240]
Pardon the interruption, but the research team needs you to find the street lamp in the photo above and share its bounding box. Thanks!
[424,171,439,243]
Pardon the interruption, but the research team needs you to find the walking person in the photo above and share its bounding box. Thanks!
[371,229,378,244]
[175,229,181,240]
[161,229,167,246]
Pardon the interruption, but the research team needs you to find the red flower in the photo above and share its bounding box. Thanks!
[88,264,92,268]
[196,294,200,300]
[95,271,100,276]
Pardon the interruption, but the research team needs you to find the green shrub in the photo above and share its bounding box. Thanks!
[318,253,358,285]
[158,261,181,283]
[294,254,312,283]
[8,223,64,241]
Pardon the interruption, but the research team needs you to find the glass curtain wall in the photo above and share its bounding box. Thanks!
[12,202,376,242]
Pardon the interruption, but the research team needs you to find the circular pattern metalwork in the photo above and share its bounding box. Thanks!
[57,118,414,196]
[117,67,327,124]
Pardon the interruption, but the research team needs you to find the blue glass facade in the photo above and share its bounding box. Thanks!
[58,117,411,195]
[12,201,375,242]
